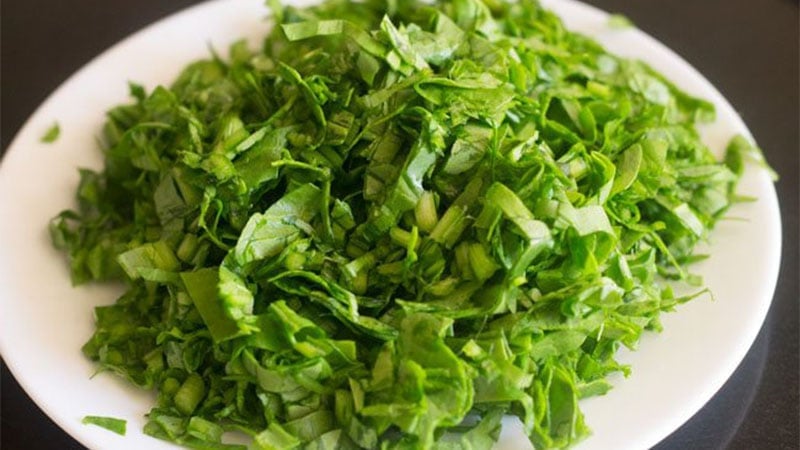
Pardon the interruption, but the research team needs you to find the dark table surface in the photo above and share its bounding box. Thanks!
[1,1,797,449]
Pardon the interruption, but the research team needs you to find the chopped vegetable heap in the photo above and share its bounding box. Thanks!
[51,0,753,448]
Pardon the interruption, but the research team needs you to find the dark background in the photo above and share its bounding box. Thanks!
[1,0,797,449]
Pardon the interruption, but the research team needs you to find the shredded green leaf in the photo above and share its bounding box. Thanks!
[52,1,767,448]
[82,415,127,436]
[41,122,60,143]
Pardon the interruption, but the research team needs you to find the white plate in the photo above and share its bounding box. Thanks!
[0,1,781,449]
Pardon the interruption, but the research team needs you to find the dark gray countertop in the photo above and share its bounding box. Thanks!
[2,1,797,449]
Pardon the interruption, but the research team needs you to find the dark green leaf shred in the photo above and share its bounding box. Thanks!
[41,122,61,143]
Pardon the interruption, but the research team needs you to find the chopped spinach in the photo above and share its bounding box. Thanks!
[52,1,762,448]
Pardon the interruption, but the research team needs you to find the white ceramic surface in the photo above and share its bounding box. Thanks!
[0,1,781,449]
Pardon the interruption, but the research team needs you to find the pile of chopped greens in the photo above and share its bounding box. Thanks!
[50,0,753,448]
